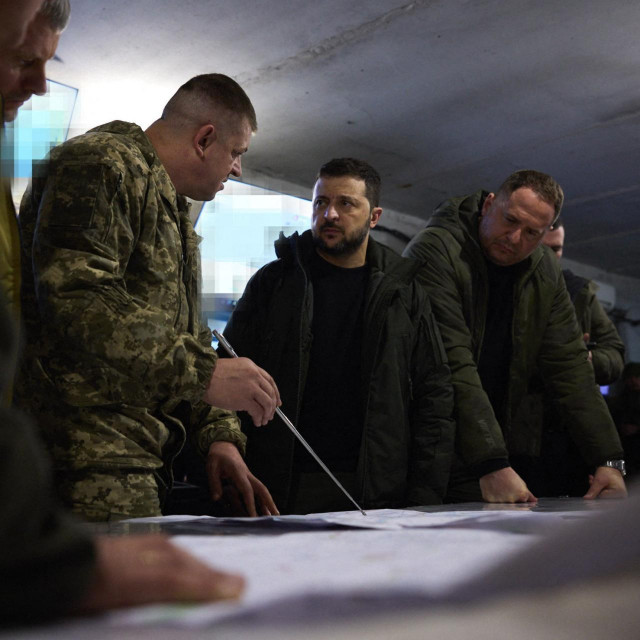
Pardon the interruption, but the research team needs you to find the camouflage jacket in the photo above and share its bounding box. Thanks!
[17,121,244,474]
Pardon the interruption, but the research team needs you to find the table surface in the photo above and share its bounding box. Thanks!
[85,496,619,537]
[4,496,636,640]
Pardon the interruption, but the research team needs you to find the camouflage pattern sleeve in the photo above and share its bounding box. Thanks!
[21,131,216,408]
[190,324,246,456]
[191,403,247,457]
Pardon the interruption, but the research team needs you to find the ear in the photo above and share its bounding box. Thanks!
[369,207,383,229]
[481,192,495,216]
[193,124,216,158]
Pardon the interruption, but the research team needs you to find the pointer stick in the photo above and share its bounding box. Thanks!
[213,329,367,516]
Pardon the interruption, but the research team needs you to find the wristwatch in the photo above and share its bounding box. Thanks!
[601,460,626,476]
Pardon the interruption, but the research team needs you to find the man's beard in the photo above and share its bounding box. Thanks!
[312,215,371,257]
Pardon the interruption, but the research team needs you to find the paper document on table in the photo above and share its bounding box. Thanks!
[213,508,458,530]
[124,509,465,532]
[107,523,537,629]
[122,508,593,535]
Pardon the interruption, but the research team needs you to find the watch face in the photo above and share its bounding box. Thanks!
[606,460,626,476]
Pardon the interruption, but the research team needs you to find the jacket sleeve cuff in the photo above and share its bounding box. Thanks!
[471,458,510,478]
[194,413,247,458]
[179,346,217,405]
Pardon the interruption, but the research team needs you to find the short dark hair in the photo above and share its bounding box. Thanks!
[316,157,381,208]
[551,216,564,231]
[163,73,257,132]
[496,169,564,223]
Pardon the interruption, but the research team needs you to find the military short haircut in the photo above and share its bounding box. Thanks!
[496,169,564,223]
[163,73,257,133]
[317,157,381,209]
[39,0,71,32]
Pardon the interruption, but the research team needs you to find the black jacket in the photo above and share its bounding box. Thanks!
[223,231,455,510]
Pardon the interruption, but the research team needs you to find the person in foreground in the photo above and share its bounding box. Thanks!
[222,157,455,513]
[403,169,626,503]
[17,71,280,520]
[0,293,244,624]
[0,0,243,625]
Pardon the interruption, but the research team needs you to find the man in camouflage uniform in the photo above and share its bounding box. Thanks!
[2,2,245,619]
[17,74,281,521]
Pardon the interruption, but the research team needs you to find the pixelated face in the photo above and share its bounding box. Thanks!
[311,175,379,258]
[200,119,252,201]
[478,187,555,266]
[1,13,60,122]
[542,225,565,259]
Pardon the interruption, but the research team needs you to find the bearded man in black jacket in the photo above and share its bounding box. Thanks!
[222,158,455,514]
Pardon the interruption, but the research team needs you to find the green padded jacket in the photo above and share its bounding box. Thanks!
[403,190,624,469]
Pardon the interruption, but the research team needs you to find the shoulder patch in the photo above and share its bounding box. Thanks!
[48,162,113,229]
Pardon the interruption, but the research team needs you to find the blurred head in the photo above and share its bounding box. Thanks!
[542,219,565,259]
[0,0,43,50]
[151,73,257,201]
[311,158,382,267]
[623,362,640,392]
[0,0,43,100]
[479,170,563,267]
[0,0,69,122]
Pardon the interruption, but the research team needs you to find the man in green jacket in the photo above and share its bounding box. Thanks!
[17,74,280,520]
[404,170,626,503]
[510,219,626,496]
[222,158,455,513]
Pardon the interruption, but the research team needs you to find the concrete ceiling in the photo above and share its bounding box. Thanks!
[47,0,640,278]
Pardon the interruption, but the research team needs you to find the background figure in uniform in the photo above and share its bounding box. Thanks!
[511,218,626,495]
[542,219,624,382]
[221,157,455,514]
[17,73,280,521]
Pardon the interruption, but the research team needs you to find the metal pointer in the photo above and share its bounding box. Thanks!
[213,329,367,516]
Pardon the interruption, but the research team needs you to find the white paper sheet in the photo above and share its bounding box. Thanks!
[107,513,553,628]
